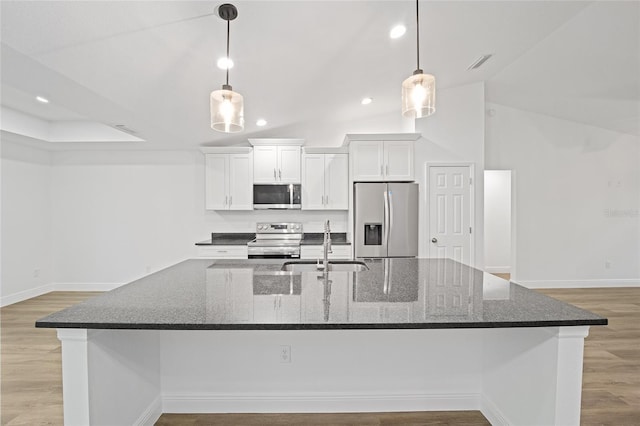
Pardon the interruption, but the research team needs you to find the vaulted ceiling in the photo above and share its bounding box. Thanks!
[1,1,638,151]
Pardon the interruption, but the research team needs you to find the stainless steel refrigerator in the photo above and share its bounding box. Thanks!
[354,182,419,258]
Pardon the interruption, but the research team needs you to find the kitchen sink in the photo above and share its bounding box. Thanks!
[281,260,369,273]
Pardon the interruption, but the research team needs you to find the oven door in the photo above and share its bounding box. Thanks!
[247,246,300,259]
[253,184,301,209]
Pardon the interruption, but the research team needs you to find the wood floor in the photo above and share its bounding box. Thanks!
[1,287,638,425]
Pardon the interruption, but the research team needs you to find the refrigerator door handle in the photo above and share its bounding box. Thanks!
[383,189,390,251]
[388,189,393,245]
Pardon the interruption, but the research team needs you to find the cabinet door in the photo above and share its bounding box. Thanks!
[325,154,349,209]
[253,296,278,323]
[253,146,278,183]
[278,146,301,183]
[227,269,253,322]
[205,154,228,210]
[351,141,384,181]
[228,153,253,210]
[279,295,301,323]
[302,154,326,210]
[383,141,414,181]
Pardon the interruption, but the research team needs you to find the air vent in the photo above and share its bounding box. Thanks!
[113,124,137,135]
[467,54,493,70]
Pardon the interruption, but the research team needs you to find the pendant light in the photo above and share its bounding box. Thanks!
[211,3,244,133]
[401,0,435,119]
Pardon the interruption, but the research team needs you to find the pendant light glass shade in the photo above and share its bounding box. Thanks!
[402,0,435,119]
[401,71,435,119]
[210,85,244,133]
[211,3,244,133]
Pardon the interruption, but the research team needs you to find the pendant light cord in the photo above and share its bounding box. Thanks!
[226,19,230,86]
[416,0,420,71]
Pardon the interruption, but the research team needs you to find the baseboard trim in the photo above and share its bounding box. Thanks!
[52,282,123,291]
[515,278,640,289]
[134,395,162,426]
[1,282,124,307]
[484,266,511,274]
[162,392,480,413]
[480,395,509,426]
[0,283,54,307]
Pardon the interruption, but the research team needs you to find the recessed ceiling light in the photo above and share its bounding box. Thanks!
[361,97,373,105]
[256,119,267,126]
[36,96,49,103]
[216,57,234,70]
[389,25,406,39]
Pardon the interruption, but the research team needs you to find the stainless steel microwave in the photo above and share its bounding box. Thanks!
[253,184,301,209]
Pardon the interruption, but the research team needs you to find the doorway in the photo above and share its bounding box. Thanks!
[483,170,512,277]
[426,164,474,265]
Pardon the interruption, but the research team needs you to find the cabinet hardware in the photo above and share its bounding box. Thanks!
[273,297,277,310]
[325,195,329,205]
[225,195,228,205]
[278,169,282,179]
[386,164,389,175]
[274,168,277,179]
[381,165,384,175]
[217,250,228,253]
[229,196,232,205]
[278,295,282,308]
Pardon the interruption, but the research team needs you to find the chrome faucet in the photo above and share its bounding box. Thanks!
[319,220,332,271]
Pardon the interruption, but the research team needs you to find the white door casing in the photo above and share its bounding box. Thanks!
[428,165,473,265]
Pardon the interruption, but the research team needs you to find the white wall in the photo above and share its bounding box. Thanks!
[49,150,347,287]
[51,151,203,286]
[485,102,640,287]
[484,170,511,273]
[414,82,486,268]
[1,140,53,305]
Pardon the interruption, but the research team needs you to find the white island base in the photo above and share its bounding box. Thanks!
[57,326,589,426]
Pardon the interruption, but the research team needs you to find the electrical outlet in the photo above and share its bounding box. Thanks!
[280,345,291,363]
[605,261,612,269]
[33,268,40,278]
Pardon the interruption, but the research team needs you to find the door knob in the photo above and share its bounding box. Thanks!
[431,238,438,243]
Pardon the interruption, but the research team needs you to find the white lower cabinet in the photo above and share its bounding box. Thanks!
[206,268,253,323]
[300,244,352,260]
[197,245,248,259]
[253,295,301,322]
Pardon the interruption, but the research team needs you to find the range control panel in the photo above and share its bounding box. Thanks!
[255,222,302,234]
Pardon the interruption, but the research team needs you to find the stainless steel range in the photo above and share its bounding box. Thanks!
[247,222,302,259]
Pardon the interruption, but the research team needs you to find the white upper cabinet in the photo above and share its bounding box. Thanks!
[302,154,325,209]
[203,149,253,210]
[350,140,414,181]
[383,141,414,181]
[302,152,348,210]
[350,141,384,181]
[249,139,304,183]
[253,146,279,183]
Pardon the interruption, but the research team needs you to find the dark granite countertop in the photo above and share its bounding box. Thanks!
[196,232,349,246]
[196,233,255,246]
[301,233,349,245]
[36,258,607,331]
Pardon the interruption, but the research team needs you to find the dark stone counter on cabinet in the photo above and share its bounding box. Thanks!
[301,233,349,245]
[195,233,255,246]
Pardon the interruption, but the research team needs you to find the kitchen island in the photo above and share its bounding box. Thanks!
[36,258,606,426]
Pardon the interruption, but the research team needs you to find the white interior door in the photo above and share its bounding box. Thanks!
[428,166,472,264]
